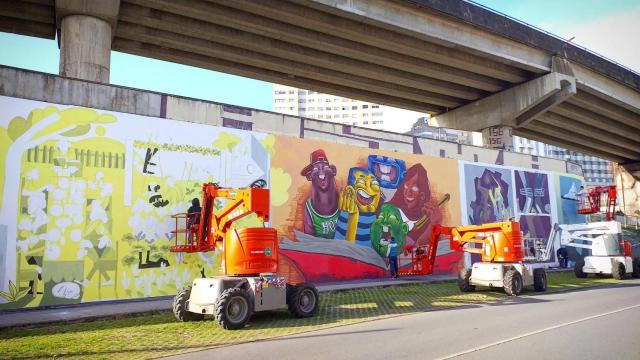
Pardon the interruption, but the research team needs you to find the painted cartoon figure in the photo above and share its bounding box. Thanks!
[370,203,409,257]
[367,155,406,189]
[301,149,340,239]
[389,164,443,247]
[335,168,381,246]
[469,169,511,224]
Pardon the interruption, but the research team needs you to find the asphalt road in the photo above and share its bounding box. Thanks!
[168,280,640,360]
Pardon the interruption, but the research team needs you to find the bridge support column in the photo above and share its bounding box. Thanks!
[431,70,576,131]
[59,15,112,82]
[430,58,578,149]
[56,0,120,83]
[616,163,640,216]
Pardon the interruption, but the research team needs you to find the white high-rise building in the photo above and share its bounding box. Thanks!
[545,145,615,185]
[273,84,426,133]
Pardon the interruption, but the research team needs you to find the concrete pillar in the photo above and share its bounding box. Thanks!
[431,72,576,131]
[482,125,513,151]
[59,15,112,83]
[615,165,640,216]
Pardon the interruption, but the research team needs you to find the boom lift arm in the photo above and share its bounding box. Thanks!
[448,221,524,263]
[171,183,270,253]
[401,221,524,276]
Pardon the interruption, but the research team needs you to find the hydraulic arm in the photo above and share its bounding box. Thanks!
[170,183,270,253]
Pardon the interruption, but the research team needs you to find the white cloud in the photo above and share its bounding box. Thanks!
[381,106,428,133]
[556,7,640,72]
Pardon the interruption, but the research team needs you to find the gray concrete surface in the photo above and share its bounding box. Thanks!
[57,0,120,82]
[166,279,640,360]
[432,70,577,131]
[59,14,112,82]
[0,274,454,328]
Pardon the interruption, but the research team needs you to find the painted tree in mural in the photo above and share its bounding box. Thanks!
[0,106,115,296]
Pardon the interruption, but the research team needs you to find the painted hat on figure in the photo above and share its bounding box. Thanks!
[301,149,330,176]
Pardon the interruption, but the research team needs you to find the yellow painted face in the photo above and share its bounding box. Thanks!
[352,169,381,213]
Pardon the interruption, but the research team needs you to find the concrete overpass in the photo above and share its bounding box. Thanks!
[1,0,639,179]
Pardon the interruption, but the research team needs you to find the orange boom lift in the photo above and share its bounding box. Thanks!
[401,221,548,296]
[169,182,319,329]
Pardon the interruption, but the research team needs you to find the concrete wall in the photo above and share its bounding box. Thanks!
[0,66,569,173]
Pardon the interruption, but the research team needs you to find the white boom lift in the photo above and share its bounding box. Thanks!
[552,221,639,279]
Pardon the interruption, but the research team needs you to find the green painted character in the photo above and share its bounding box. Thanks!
[370,203,409,257]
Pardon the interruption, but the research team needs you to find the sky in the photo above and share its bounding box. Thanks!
[0,0,638,131]
[473,0,640,72]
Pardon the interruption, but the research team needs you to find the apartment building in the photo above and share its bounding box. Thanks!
[513,137,614,185]
[273,84,423,132]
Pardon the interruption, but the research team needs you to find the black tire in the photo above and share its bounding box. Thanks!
[173,286,205,322]
[503,268,523,296]
[533,268,547,292]
[458,268,475,292]
[574,259,587,278]
[633,258,640,279]
[612,261,626,280]
[631,258,640,278]
[287,283,319,318]
[214,288,253,330]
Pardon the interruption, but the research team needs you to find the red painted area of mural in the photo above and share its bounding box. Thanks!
[432,252,462,275]
[281,249,387,282]
[278,253,307,285]
[281,248,461,283]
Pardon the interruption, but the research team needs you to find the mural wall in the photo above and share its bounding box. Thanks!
[0,96,270,309]
[460,163,585,264]
[271,136,461,283]
[0,96,584,309]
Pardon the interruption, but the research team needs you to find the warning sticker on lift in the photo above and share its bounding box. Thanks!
[249,248,272,256]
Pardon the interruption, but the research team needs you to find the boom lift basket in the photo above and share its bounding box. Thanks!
[577,185,617,221]
[170,212,216,252]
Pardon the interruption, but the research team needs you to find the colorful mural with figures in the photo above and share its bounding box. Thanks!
[515,170,554,261]
[271,136,460,283]
[0,96,587,310]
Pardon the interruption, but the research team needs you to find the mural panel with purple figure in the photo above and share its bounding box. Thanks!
[515,170,551,215]
[463,164,513,225]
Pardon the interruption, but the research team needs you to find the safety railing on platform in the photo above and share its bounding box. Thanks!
[169,212,216,253]
[523,237,548,262]
[616,214,640,230]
